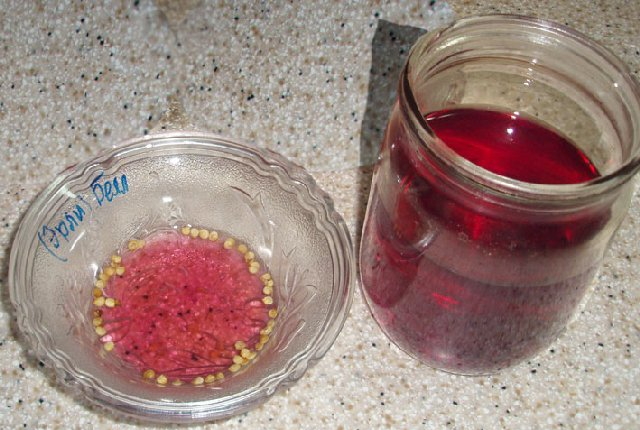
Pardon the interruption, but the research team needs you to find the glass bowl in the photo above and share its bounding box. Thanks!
[8,132,354,423]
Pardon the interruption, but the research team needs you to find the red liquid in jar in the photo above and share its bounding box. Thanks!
[361,107,606,374]
[425,108,599,184]
[96,230,275,382]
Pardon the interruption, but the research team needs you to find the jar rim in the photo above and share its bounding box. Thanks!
[400,14,640,203]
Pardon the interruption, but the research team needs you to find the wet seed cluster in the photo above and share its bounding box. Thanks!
[92,252,128,352]
[91,227,278,387]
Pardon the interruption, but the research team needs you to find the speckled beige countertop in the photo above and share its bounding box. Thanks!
[1,1,639,429]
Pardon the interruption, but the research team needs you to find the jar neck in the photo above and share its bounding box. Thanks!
[397,15,640,210]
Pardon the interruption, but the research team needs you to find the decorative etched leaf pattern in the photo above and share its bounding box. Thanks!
[57,274,90,338]
[164,199,184,226]
[231,185,319,355]
[273,248,318,353]
[230,186,275,254]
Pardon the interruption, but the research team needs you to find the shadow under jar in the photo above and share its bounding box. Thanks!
[359,15,640,375]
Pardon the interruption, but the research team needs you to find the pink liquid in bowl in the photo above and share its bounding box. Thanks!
[95,230,275,382]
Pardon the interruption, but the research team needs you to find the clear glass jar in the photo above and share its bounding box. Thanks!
[359,15,640,375]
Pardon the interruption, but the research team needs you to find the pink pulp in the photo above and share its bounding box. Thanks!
[96,230,273,380]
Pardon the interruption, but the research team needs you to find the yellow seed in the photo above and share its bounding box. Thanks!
[244,251,255,262]
[260,326,273,335]
[189,228,200,238]
[209,231,219,241]
[262,296,273,305]
[237,244,248,254]
[240,348,252,359]
[268,309,278,318]
[92,317,103,327]
[262,285,273,296]
[99,272,109,282]
[180,226,191,236]
[266,279,274,288]
[223,238,235,249]
[241,357,250,365]
[260,273,272,283]
[249,264,259,274]
[115,266,125,276]
[92,287,103,298]
[229,363,242,373]
[157,374,168,385]
[172,379,183,386]
[267,319,275,329]
[104,266,115,277]
[215,372,225,380]
[93,296,105,307]
[232,355,244,365]
[204,374,216,384]
[127,240,139,251]
[104,297,116,308]
[192,376,204,385]
[255,342,264,351]
[94,279,105,289]
[103,341,114,351]
[198,229,210,240]
[111,255,122,264]
[234,341,246,351]
[143,369,156,379]
[260,334,270,344]
[247,351,257,360]
[95,326,106,336]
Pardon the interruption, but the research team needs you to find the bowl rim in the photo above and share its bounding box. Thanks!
[9,131,355,423]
